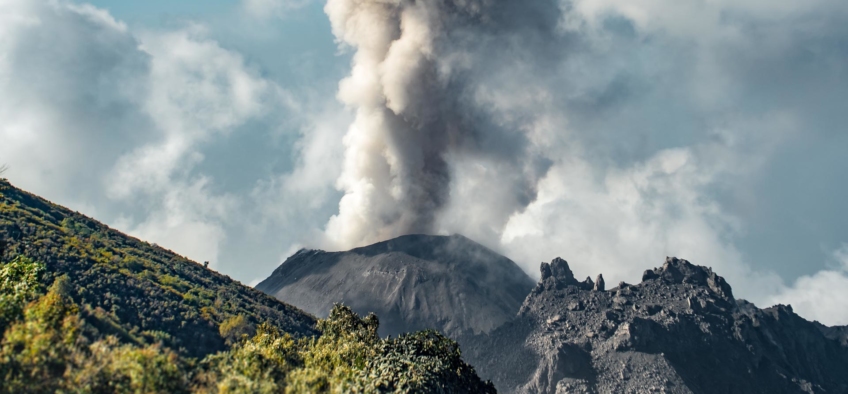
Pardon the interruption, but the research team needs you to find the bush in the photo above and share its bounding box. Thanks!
[0,255,44,332]
[198,323,299,393]
[67,337,189,394]
[0,276,82,393]
[218,314,255,346]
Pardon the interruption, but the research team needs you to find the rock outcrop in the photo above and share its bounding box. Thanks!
[816,323,848,347]
[463,257,848,394]
[593,274,605,292]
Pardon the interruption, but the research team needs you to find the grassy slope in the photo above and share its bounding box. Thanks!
[0,179,317,357]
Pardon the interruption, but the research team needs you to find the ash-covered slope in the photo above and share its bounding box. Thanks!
[463,257,848,394]
[256,234,536,338]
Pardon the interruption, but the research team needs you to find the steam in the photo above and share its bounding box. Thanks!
[318,0,848,325]
[323,0,553,248]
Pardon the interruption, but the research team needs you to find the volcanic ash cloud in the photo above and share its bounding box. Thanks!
[325,0,555,248]
[323,0,484,248]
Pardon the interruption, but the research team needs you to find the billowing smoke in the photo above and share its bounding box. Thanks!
[320,0,848,326]
[322,0,557,248]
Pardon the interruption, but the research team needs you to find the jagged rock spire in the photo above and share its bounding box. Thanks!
[594,274,605,292]
[550,257,576,284]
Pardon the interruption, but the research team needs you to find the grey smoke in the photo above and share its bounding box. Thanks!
[323,0,557,248]
[321,0,848,326]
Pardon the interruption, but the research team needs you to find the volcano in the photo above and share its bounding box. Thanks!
[256,234,536,338]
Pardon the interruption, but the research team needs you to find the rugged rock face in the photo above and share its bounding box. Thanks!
[256,234,536,338]
[816,323,848,347]
[463,257,848,394]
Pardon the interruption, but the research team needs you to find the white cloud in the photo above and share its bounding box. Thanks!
[767,245,848,326]
[242,0,311,20]
[107,24,303,268]
[0,0,149,207]
[120,178,237,267]
[107,24,279,200]
[563,0,848,41]
[248,103,350,251]
[497,143,785,302]
[0,0,301,270]
[65,2,127,32]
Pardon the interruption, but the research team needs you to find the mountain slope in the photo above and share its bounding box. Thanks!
[257,234,536,338]
[0,179,317,357]
[462,257,848,394]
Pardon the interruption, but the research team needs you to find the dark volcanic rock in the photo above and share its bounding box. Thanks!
[463,256,848,394]
[256,234,536,338]
[815,322,848,347]
[594,274,605,292]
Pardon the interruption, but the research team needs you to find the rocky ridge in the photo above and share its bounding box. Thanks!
[463,257,848,394]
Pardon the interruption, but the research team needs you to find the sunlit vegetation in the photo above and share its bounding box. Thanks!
[0,179,495,392]
[0,257,494,393]
[0,179,317,357]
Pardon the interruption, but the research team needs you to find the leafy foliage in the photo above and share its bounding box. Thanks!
[197,323,300,393]
[0,255,44,332]
[1,277,81,393]
[0,271,190,394]
[198,304,496,393]
[218,314,255,346]
[361,330,495,392]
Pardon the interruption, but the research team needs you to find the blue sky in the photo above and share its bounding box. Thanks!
[2,0,848,325]
[87,0,345,89]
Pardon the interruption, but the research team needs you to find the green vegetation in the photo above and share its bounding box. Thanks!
[0,180,496,392]
[0,257,495,393]
[0,179,317,357]
[0,263,189,393]
[0,255,43,332]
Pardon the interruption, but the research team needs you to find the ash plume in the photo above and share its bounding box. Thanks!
[323,0,557,248]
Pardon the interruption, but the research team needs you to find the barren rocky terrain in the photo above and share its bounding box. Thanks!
[462,257,848,394]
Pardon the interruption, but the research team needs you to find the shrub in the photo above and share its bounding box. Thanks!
[0,276,81,393]
[197,323,300,393]
[67,337,190,394]
[0,255,44,332]
[219,314,255,346]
